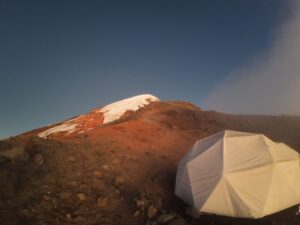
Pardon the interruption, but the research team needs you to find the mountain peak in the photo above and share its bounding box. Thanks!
[37,94,159,138]
[98,94,159,124]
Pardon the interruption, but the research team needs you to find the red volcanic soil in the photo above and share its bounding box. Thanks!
[0,101,299,225]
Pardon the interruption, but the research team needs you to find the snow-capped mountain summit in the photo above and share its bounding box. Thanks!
[37,94,159,138]
[98,94,159,124]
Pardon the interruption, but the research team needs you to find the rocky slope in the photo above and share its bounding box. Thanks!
[0,96,299,225]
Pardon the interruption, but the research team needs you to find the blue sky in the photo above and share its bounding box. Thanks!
[0,0,294,138]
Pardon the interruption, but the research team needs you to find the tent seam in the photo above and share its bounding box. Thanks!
[186,140,223,166]
[263,163,274,215]
[223,175,254,218]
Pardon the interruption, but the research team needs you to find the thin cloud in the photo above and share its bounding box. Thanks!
[205,2,300,115]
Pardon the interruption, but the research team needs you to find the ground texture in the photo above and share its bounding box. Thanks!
[0,101,299,225]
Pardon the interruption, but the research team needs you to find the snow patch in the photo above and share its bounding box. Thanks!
[38,123,78,138]
[99,94,159,124]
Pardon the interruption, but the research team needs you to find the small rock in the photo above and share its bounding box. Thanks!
[135,199,146,208]
[76,172,81,177]
[79,184,89,189]
[138,188,147,199]
[102,165,110,170]
[185,207,201,219]
[296,205,300,216]
[59,192,71,200]
[73,216,85,223]
[147,205,157,219]
[30,208,37,213]
[66,213,72,219]
[153,196,162,210]
[68,181,79,188]
[115,175,125,186]
[93,170,102,178]
[33,153,44,165]
[97,196,108,208]
[77,193,86,201]
[91,179,106,192]
[134,210,140,217]
[68,156,76,162]
[112,159,121,165]
[158,213,176,224]
[42,195,51,201]
[126,156,138,161]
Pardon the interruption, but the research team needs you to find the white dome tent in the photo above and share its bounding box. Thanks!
[175,130,300,218]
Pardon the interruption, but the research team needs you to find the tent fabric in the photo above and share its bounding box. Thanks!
[175,130,300,218]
